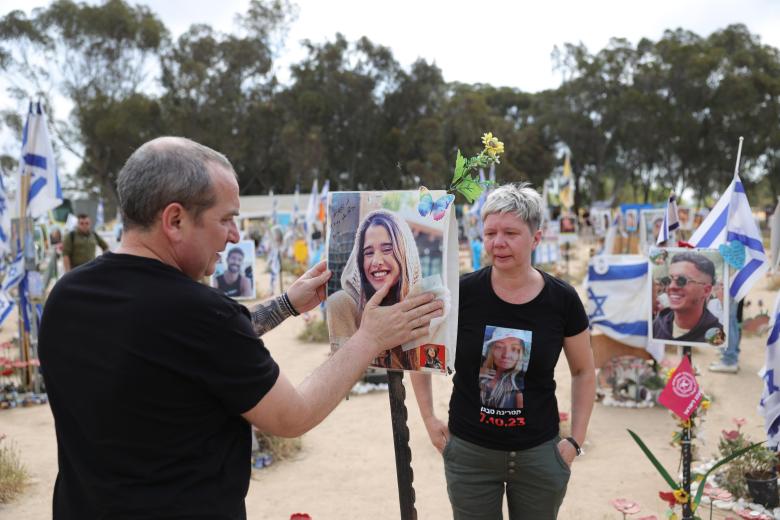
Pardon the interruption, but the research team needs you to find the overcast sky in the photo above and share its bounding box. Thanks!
[5,0,780,92]
[3,0,780,182]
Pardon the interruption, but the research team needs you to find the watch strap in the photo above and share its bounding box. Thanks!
[565,436,582,456]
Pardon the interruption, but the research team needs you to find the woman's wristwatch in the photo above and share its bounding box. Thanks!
[564,436,582,456]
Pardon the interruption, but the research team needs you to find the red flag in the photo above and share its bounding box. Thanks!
[658,356,702,420]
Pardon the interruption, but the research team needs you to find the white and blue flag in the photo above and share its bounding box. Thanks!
[585,255,653,353]
[0,169,11,254]
[2,251,25,292]
[0,290,14,327]
[18,102,63,219]
[689,173,768,301]
[96,199,105,229]
[657,192,679,245]
[758,292,780,447]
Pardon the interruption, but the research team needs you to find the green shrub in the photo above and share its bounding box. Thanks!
[0,435,27,504]
[297,319,329,343]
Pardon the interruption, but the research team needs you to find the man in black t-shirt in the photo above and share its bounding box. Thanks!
[39,137,443,520]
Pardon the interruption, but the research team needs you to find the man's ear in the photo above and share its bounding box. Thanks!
[160,203,187,242]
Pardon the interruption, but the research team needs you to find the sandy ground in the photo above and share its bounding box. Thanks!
[1,245,778,520]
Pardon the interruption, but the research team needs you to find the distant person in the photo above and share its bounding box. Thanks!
[39,136,443,519]
[215,246,253,297]
[62,214,109,272]
[652,251,725,344]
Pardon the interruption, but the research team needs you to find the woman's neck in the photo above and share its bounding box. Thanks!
[490,264,544,305]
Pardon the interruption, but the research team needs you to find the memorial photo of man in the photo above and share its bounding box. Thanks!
[652,251,726,345]
[214,245,253,298]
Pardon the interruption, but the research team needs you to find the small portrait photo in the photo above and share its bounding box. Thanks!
[559,215,577,234]
[640,208,666,249]
[649,247,729,348]
[212,240,256,300]
[419,344,446,373]
[591,209,611,237]
[624,208,639,233]
[479,326,532,410]
[325,190,457,373]
[677,207,692,230]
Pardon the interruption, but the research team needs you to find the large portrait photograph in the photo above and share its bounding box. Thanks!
[479,326,531,411]
[211,240,256,300]
[325,190,458,373]
[648,247,729,348]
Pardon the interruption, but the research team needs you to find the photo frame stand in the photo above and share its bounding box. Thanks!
[387,370,418,520]
[680,345,694,520]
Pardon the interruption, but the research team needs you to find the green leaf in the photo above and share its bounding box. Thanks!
[627,429,679,490]
[455,177,485,203]
[692,441,765,507]
[451,150,467,184]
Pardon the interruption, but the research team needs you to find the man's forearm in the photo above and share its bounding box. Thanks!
[249,294,296,337]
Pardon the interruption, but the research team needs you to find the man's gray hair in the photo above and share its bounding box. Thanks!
[481,182,545,232]
[117,137,235,230]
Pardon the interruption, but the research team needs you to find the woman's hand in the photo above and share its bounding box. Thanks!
[556,438,576,468]
[423,415,450,454]
[286,261,331,313]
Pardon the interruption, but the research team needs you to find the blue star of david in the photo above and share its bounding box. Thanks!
[587,287,607,320]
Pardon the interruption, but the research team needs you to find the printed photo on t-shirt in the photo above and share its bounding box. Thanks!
[479,326,532,410]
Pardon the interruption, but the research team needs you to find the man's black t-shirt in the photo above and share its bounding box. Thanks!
[39,253,280,519]
[448,267,589,451]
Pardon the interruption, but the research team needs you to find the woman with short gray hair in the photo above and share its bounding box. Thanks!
[412,182,596,519]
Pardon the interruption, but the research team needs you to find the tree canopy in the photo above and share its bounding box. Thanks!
[1,1,778,211]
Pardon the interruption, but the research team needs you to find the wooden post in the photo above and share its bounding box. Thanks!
[387,370,417,520]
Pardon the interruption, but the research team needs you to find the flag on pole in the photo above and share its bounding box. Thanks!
[96,199,105,229]
[559,154,574,210]
[269,189,277,225]
[770,196,780,271]
[758,291,780,447]
[585,255,651,350]
[305,178,319,231]
[318,180,329,222]
[1,251,25,292]
[689,172,768,301]
[18,101,63,219]
[292,183,300,225]
[656,192,679,245]
[658,355,702,420]
[0,169,11,254]
[0,291,14,327]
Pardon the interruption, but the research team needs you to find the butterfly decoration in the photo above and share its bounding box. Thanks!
[418,187,454,221]
[718,240,746,270]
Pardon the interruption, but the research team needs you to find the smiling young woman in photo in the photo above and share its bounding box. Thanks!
[327,209,423,370]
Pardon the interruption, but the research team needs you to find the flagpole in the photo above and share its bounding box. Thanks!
[18,102,40,390]
[681,345,694,520]
[734,136,744,176]
[387,370,418,520]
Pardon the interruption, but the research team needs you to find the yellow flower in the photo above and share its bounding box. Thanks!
[701,399,710,411]
[673,488,689,504]
[481,132,504,159]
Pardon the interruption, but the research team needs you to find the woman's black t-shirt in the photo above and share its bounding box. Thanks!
[448,266,589,451]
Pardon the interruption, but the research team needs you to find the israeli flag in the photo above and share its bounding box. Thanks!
[585,255,650,350]
[96,199,105,229]
[0,290,14,327]
[0,170,11,254]
[657,192,679,245]
[758,292,780,447]
[305,178,318,230]
[2,251,25,292]
[18,102,63,219]
[689,173,768,301]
